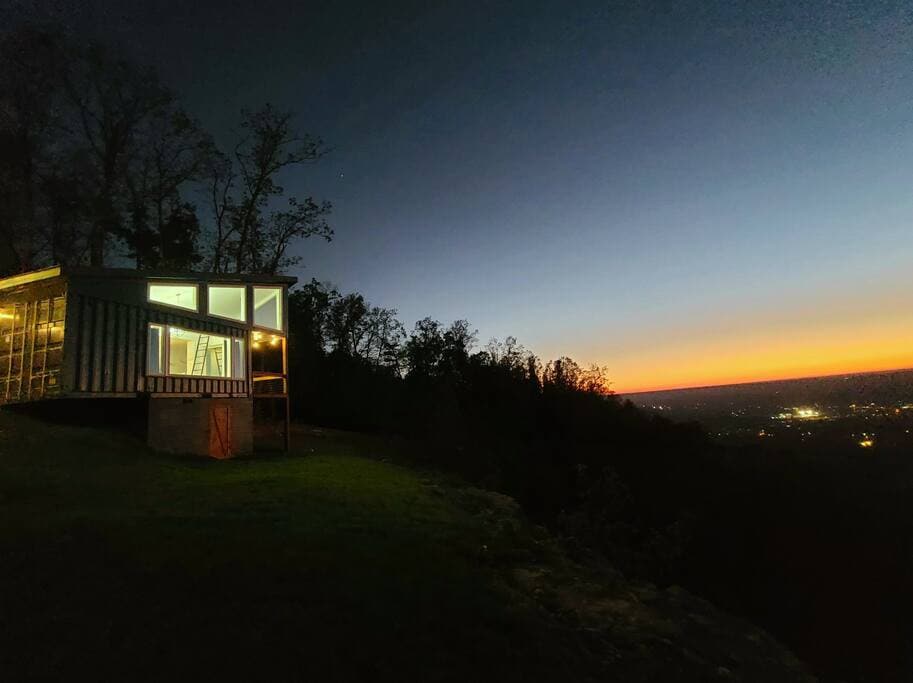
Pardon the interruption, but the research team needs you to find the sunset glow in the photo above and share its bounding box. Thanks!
[617,358,913,396]
[577,267,913,395]
[610,325,913,394]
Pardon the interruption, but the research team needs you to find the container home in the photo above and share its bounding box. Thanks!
[0,265,295,457]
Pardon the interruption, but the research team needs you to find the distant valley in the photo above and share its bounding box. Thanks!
[623,368,913,454]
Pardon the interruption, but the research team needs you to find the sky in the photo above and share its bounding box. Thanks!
[7,0,913,393]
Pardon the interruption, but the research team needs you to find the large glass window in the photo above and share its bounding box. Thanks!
[146,324,245,379]
[148,283,198,311]
[147,324,164,375]
[208,285,246,322]
[168,327,232,378]
[253,287,283,330]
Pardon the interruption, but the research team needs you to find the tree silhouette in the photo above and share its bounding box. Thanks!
[0,27,331,276]
[206,105,332,274]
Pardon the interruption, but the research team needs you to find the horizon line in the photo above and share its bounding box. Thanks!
[616,365,913,397]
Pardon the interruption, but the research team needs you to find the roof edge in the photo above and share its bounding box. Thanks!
[0,265,299,290]
[65,266,298,285]
[0,266,62,291]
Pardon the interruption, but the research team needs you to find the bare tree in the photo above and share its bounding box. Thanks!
[59,41,176,265]
[325,293,405,369]
[543,357,612,395]
[206,104,332,274]
[123,108,215,268]
[0,26,69,271]
[1,28,332,276]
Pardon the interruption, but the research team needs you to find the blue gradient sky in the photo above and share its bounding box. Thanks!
[12,0,913,391]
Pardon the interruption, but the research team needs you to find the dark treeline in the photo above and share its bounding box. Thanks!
[288,281,913,682]
[0,26,331,275]
[288,280,711,572]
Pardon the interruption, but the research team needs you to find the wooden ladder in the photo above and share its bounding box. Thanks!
[191,335,210,375]
[211,347,223,376]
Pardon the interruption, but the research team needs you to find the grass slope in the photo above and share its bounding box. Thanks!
[0,412,812,682]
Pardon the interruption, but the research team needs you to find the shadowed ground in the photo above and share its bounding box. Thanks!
[0,414,812,682]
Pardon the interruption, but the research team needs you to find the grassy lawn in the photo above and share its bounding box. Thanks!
[0,411,813,682]
[0,414,597,682]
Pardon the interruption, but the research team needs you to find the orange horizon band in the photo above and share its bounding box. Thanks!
[616,362,913,395]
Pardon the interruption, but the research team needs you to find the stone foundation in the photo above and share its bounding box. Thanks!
[147,397,253,457]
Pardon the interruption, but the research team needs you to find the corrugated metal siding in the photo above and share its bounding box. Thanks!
[69,293,247,396]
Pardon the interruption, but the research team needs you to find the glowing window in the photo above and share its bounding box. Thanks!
[147,324,164,375]
[253,287,283,330]
[208,285,246,322]
[146,324,244,379]
[167,327,232,378]
[148,283,198,311]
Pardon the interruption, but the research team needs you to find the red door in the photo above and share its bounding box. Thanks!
[209,405,232,459]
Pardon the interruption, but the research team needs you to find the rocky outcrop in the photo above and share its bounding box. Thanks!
[449,485,815,682]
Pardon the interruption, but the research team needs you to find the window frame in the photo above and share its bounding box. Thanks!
[230,337,246,380]
[145,323,245,381]
[207,284,248,324]
[252,286,284,332]
[147,281,200,313]
[146,323,166,376]
[167,326,233,380]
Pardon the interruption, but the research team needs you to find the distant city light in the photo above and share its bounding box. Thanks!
[774,406,824,421]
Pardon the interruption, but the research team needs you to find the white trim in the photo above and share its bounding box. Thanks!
[149,393,250,398]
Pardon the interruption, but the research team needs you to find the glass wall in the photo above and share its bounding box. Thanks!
[168,327,231,377]
[147,281,283,329]
[253,287,283,330]
[146,324,244,379]
[0,294,66,403]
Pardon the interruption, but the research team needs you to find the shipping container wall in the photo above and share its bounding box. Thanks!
[65,292,248,396]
